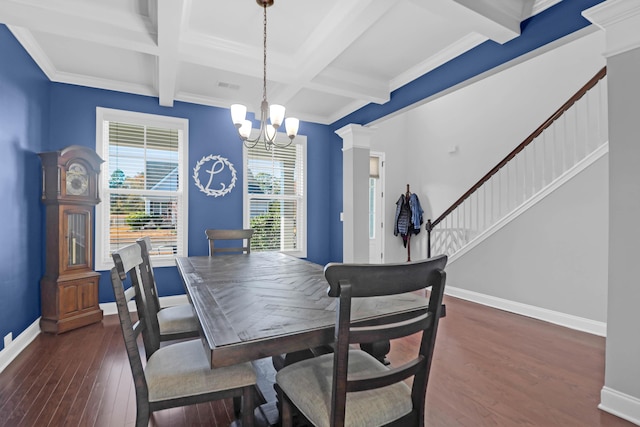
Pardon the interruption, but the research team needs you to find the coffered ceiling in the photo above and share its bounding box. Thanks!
[0,0,560,124]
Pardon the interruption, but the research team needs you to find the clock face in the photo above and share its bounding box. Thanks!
[66,162,89,196]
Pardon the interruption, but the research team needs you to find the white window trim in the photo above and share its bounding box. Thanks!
[95,107,189,270]
[243,133,307,258]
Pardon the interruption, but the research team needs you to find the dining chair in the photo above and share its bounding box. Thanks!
[205,228,254,256]
[109,243,256,427]
[126,236,200,342]
[276,255,448,427]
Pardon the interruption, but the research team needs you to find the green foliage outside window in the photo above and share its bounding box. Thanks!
[125,212,155,230]
[249,202,281,251]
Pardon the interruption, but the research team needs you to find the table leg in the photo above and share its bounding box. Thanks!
[360,340,391,365]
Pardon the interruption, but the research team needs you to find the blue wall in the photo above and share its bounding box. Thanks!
[0,24,343,343]
[0,26,49,348]
[47,83,343,302]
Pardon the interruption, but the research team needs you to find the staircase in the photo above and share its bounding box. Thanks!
[427,68,608,261]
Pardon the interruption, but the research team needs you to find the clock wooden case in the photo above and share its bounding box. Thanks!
[39,145,104,334]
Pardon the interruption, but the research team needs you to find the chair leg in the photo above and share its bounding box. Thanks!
[136,396,150,427]
[233,395,242,417]
[241,386,254,427]
[135,407,150,427]
[278,388,293,427]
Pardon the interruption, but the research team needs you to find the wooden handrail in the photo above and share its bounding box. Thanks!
[428,66,607,231]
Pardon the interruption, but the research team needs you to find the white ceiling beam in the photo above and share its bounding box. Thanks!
[409,0,529,44]
[309,68,389,105]
[390,32,488,92]
[156,0,184,107]
[270,0,400,107]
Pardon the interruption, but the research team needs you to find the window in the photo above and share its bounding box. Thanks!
[369,177,377,239]
[95,108,188,269]
[243,135,307,258]
[369,155,381,240]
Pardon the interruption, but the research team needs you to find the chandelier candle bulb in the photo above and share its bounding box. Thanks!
[269,104,285,127]
[239,120,252,139]
[285,117,299,139]
[231,104,247,127]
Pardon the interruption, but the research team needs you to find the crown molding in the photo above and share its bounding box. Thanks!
[335,124,374,150]
[583,0,640,57]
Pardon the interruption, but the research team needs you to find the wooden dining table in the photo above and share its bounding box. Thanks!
[175,251,431,369]
[175,252,431,425]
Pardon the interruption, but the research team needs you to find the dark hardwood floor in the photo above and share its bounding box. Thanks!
[0,295,633,427]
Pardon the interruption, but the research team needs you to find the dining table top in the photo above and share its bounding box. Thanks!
[175,252,430,368]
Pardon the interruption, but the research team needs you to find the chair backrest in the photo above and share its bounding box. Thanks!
[205,229,254,256]
[323,254,448,427]
[111,243,161,357]
[136,237,162,316]
[109,263,158,422]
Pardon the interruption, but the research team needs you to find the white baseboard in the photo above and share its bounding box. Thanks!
[0,294,191,375]
[600,386,640,426]
[0,318,40,373]
[100,294,189,316]
[445,285,607,337]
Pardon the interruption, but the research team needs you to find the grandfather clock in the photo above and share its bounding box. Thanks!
[39,145,104,334]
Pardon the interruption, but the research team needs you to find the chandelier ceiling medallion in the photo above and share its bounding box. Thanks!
[230,0,299,150]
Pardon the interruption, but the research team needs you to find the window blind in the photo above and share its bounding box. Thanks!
[105,121,182,256]
[246,144,304,252]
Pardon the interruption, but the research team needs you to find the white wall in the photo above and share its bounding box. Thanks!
[604,45,640,420]
[447,153,608,322]
[370,112,411,262]
[371,29,606,265]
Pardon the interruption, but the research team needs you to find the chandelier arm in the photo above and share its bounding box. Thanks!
[270,139,293,149]
[240,101,269,145]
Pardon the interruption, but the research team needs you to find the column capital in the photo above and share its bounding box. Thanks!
[335,124,374,150]
[583,0,640,57]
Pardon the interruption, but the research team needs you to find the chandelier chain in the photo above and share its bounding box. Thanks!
[262,4,267,103]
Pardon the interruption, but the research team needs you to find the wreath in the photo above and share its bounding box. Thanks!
[193,154,237,197]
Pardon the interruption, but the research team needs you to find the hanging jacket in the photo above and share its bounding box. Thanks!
[408,193,424,234]
[394,195,410,237]
[394,194,412,247]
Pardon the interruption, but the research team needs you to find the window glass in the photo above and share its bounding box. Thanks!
[369,177,376,239]
[244,138,307,257]
[95,108,188,269]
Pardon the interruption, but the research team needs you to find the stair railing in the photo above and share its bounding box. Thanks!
[427,67,608,258]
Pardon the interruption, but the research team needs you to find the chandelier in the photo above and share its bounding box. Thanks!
[230,0,299,150]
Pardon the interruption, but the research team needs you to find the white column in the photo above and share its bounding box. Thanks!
[584,1,640,424]
[335,124,373,263]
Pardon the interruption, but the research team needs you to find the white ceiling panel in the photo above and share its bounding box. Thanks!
[32,32,156,88]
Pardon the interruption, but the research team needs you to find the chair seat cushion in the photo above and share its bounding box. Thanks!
[276,349,412,427]
[157,304,199,335]
[145,340,256,402]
